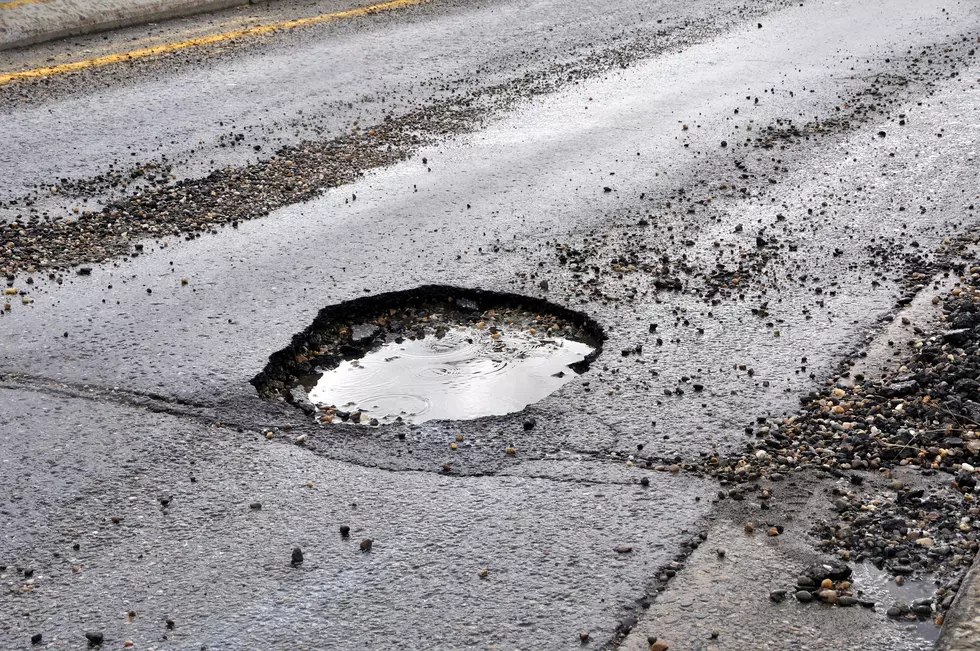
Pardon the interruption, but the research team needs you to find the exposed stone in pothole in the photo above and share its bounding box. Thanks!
[252,285,604,424]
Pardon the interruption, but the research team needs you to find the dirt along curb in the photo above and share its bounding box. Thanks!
[0,0,268,51]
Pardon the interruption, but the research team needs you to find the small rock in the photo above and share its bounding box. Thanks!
[360,539,373,552]
[795,590,813,603]
[85,631,104,646]
[838,596,858,607]
[615,544,634,554]
[804,560,851,582]
[769,589,787,602]
[340,525,351,537]
[31,633,42,645]
[649,641,669,651]
[291,547,304,566]
[249,502,262,510]
[579,631,590,643]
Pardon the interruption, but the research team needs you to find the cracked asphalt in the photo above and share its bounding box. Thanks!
[3,0,980,648]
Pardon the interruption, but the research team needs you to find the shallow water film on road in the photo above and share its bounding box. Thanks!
[307,325,594,424]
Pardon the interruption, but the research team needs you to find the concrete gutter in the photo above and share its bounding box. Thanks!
[0,0,265,51]
[936,552,980,650]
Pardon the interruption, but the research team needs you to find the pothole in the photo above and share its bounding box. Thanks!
[252,285,604,424]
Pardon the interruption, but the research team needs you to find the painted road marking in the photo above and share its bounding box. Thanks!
[0,0,428,85]
[0,0,50,9]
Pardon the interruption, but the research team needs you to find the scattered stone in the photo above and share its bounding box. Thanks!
[291,547,304,566]
[85,631,104,646]
[340,525,350,538]
[804,560,852,583]
[614,544,634,554]
[818,589,838,604]
[360,539,373,552]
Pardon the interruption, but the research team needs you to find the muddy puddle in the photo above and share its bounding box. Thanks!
[851,562,942,647]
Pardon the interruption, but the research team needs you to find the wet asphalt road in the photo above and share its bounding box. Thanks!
[2,0,980,648]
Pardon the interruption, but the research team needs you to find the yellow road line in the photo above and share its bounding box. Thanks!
[0,0,428,86]
[0,0,49,9]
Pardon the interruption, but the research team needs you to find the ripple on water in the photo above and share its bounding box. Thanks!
[308,327,593,424]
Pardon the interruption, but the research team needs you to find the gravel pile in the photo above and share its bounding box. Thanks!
[685,261,980,619]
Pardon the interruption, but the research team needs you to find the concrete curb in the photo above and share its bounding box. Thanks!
[0,0,266,51]
[936,552,980,650]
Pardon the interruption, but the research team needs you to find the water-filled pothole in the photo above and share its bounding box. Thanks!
[252,285,604,425]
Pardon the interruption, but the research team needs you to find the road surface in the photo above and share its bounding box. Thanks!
[2,0,980,649]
